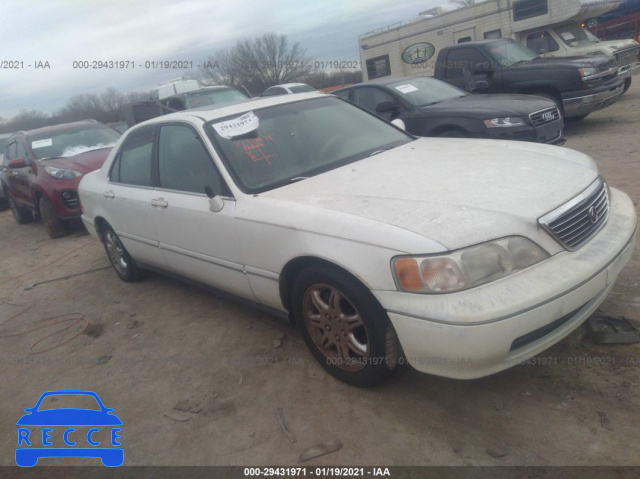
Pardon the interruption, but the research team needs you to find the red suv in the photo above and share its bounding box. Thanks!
[1,121,120,238]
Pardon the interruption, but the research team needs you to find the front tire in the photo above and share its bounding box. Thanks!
[39,195,69,238]
[623,77,632,93]
[437,129,468,138]
[292,265,399,387]
[101,225,142,282]
[8,193,33,224]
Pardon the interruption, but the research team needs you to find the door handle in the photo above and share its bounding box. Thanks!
[103,190,115,199]
[151,198,168,208]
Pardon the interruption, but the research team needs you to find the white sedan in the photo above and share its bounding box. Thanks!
[79,92,637,386]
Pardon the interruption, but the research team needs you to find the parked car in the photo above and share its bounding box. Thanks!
[333,77,564,144]
[122,86,249,128]
[79,92,636,387]
[2,120,120,238]
[260,83,317,97]
[160,85,248,111]
[0,132,12,208]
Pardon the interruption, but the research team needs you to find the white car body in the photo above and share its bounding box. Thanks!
[78,92,637,383]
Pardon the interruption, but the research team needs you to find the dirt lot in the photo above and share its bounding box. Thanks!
[1,82,639,471]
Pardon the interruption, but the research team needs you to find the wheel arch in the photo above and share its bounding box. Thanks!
[279,255,375,317]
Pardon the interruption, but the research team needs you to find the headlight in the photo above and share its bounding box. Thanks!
[392,237,550,294]
[483,117,525,128]
[578,67,598,78]
[44,166,83,180]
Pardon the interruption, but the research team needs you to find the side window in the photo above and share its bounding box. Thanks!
[353,87,396,120]
[444,49,487,79]
[333,89,350,100]
[5,141,17,161]
[157,124,223,195]
[513,0,548,21]
[15,141,29,163]
[526,31,559,53]
[167,98,185,111]
[110,126,154,186]
[484,29,502,39]
[457,36,472,43]
[366,55,391,79]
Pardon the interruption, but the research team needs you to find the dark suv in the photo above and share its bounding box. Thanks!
[1,120,120,238]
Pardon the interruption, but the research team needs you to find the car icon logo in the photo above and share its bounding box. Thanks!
[16,390,123,467]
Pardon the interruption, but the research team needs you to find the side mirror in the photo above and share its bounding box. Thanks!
[376,101,398,113]
[537,49,547,55]
[205,186,224,212]
[9,157,27,168]
[473,62,494,74]
[472,81,490,92]
[390,119,406,130]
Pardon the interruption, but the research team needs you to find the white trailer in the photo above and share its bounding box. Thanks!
[359,0,640,90]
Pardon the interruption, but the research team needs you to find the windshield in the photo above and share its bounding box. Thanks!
[206,97,414,193]
[554,23,600,46]
[289,84,316,93]
[29,125,120,160]
[184,88,247,109]
[482,41,538,66]
[385,77,468,106]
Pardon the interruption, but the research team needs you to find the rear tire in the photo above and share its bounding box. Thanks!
[101,225,142,282]
[8,193,33,224]
[39,195,69,238]
[292,264,399,387]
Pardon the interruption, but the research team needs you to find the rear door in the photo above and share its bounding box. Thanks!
[104,126,166,267]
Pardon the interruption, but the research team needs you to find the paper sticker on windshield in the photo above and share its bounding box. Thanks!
[395,84,419,94]
[560,32,575,41]
[31,139,53,149]
[213,111,259,139]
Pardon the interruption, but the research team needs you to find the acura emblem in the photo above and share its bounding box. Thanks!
[588,206,599,224]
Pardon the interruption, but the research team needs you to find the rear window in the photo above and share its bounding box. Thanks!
[29,125,120,160]
[289,85,316,93]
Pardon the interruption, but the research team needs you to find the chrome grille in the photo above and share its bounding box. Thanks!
[615,47,639,68]
[539,178,609,251]
[530,107,560,126]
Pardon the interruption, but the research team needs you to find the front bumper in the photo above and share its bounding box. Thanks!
[617,61,640,79]
[562,80,624,118]
[373,188,637,379]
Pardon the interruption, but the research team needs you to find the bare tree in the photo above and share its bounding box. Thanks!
[233,33,312,91]
[449,0,476,7]
[2,109,50,132]
[190,48,248,89]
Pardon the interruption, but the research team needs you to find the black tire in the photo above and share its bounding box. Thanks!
[8,193,33,224]
[0,196,7,212]
[437,129,468,138]
[292,264,399,387]
[101,225,142,282]
[39,195,69,238]
[623,77,632,94]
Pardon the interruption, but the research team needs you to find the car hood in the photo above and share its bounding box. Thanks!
[420,94,555,117]
[40,148,112,174]
[16,409,123,426]
[597,39,639,53]
[259,138,599,251]
[513,55,613,70]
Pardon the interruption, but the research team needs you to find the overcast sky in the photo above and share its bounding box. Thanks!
[0,0,450,119]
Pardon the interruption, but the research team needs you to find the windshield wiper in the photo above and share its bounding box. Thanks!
[369,147,395,157]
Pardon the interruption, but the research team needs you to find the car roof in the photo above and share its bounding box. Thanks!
[17,120,105,138]
[134,91,328,126]
[270,83,309,89]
